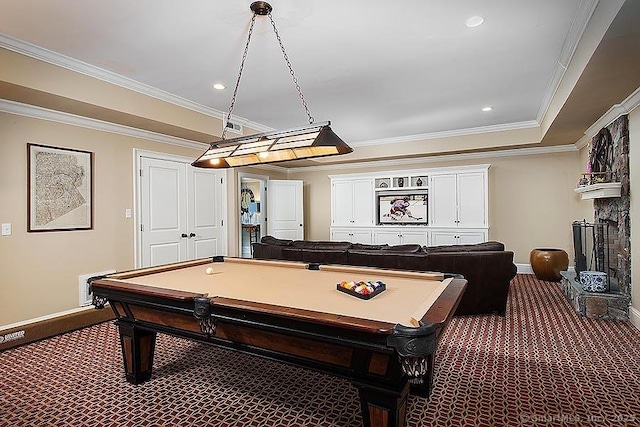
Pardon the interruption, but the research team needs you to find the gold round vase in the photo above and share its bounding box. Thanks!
[530,248,569,282]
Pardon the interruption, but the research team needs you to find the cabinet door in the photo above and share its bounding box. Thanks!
[331,228,373,244]
[430,174,458,227]
[331,229,353,242]
[351,229,373,244]
[457,230,487,245]
[331,180,354,226]
[457,172,486,227]
[351,178,374,225]
[430,229,487,246]
[430,230,460,246]
[398,230,428,246]
[374,230,403,245]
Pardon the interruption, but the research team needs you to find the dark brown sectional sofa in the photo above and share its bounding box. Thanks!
[252,237,517,316]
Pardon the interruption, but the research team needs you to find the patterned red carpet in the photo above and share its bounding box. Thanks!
[2,274,639,426]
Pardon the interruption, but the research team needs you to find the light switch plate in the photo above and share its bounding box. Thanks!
[1,223,11,236]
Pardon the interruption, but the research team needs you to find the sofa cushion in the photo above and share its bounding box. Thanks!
[261,236,293,246]
[281,247,304,262]
[381,244,423,253]
[350,243,390,251]
[346,250,402,270]
[292,240,352,250]
[301,249,349,265]
[424,241,505,253]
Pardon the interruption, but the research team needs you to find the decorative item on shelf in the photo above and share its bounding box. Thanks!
[192,1,352,169]
[397,177,404,187]
[416,178,423,187]
[529,248,569,282]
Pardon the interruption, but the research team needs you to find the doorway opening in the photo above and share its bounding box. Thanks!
[239,174,267,258]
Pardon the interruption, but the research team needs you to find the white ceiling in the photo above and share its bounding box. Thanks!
[0,0,634,152]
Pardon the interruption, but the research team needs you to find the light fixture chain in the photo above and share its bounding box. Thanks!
[268,13,314,124]
[222,13,257,140]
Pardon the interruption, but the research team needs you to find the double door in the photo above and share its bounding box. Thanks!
[139,156,227,267]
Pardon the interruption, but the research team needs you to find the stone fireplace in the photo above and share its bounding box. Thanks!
[562,115,631,320]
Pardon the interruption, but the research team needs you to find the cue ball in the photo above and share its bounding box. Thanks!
[205,267,214,275]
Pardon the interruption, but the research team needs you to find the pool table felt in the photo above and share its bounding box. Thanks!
[110,258,451,327]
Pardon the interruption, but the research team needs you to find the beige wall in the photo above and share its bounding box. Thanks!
[629,107,640,327]
[289,149,584,265]
[0,112,205,325]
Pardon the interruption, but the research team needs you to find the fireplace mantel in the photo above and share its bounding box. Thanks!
[574,182,622,200]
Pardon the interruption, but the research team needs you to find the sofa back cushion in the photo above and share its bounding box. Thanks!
[350,243,390,251]
[347,250,402,270]
[291,240,352,250]
[424,241,505,253]
[382,244,423,253]
[261,236,293,246]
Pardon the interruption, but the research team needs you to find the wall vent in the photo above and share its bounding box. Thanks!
[78,270,115,307]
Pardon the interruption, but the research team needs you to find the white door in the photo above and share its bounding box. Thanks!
[140,156,226,267]
[188,168,226,259]
[267,180,304,240]
[141,157,188,266]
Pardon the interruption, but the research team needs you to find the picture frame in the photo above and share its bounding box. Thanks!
[27,143,94,232]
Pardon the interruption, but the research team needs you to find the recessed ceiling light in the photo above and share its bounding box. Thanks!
[466,16,485,28]
[213,83,226,90]
[482,106,493,112]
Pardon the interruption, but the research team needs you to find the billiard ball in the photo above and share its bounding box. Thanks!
[205,267,214,275]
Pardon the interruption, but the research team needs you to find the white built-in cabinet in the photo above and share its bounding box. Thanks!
[331,178,375,227]
[329,165,489,247]
[430,171,486,228]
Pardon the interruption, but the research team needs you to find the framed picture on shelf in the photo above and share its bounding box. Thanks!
[27,143,94,232]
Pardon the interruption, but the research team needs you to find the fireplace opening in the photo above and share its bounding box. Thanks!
[572,220,618,292]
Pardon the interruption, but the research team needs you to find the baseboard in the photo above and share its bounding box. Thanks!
[630,306,640,331]
[0,306,115,351]
[516,264,576,275]
[516,264,534,274]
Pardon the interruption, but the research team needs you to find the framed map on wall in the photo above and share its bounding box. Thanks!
[27,143,94,232]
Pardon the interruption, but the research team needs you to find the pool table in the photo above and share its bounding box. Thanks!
[90,257,466,427]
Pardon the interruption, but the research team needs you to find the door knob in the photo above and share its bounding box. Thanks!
[181,233,188,238]
[189,233,196,238]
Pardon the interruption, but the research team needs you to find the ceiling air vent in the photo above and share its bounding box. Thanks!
[225,120,243,135]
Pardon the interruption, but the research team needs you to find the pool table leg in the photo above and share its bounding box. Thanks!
[356,380,410,427]
[409,352,435,398]
[117,321,156,385]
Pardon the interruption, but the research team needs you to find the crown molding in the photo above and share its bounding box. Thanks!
[349,120,540,147]
[575,85,640,149]
[286,144,577,174]
[0,99,207,150]
[0,33,272,133]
